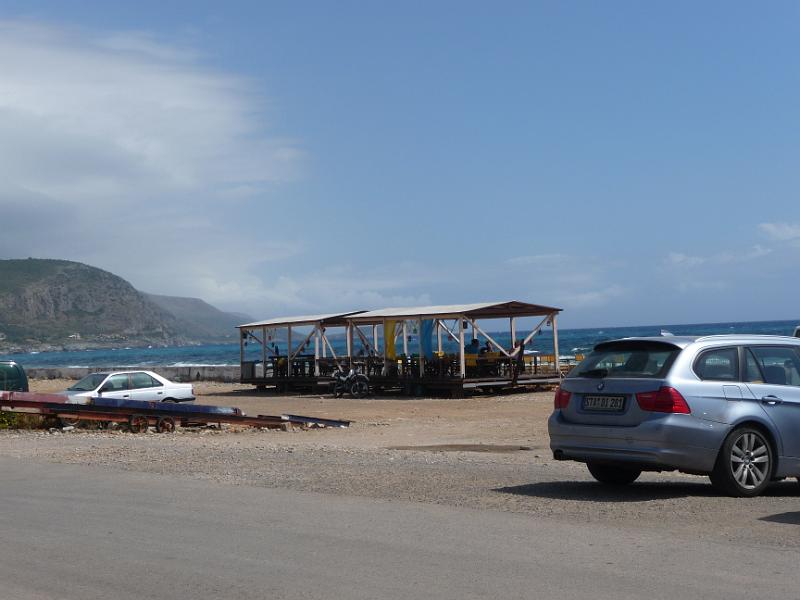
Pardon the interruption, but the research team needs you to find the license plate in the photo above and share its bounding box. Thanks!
[582,395,625,412]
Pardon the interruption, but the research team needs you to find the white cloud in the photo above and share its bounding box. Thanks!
[563,285,628,309]
[666,252,706,267]
[213,265,437,318]
[507,253,569,267]
[759,223,800,242]
[0,21,302,204]
[661,244,773,298]
[741,244,772,260]
[508,253,632,311]
[664,245,772,269]
[677,280,727,293]
[0,19,306,311]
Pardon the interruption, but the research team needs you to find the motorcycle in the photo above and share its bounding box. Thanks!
[332,368,370,398]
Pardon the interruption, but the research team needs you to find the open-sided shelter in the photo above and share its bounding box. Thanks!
[238,301,563,396]
[345,301,562,395]
[238,311,365,391]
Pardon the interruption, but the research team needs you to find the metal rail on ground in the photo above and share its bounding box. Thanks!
[0,391,350,431]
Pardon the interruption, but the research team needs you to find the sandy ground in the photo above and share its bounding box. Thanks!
[2,379,799,550]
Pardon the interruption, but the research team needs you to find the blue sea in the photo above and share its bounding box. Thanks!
[3,319,798,368]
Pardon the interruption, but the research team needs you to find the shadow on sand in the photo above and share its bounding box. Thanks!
[209,388,455,402]
[760,511,800,525]
[495,479,800,502]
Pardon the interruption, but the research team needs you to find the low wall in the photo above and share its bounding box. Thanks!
[27,366,241,383]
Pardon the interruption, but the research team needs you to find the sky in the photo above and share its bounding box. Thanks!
[0,1,798,328]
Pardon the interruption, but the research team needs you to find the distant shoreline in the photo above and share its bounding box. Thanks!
[5,318,799,371]
[26,365,241,384]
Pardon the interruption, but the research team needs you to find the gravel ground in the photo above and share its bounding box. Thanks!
[2,379,799,550]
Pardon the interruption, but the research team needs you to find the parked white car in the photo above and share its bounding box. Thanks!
[63,370,195,404]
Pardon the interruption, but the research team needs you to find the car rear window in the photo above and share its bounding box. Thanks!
[694,347,739,381]
[0,364,23,391]
[569,341,680,379]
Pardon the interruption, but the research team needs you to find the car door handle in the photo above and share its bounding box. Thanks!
[157,391,163,395]
[761,395,783,405]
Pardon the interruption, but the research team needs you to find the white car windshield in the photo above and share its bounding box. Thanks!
[67,373,108,391]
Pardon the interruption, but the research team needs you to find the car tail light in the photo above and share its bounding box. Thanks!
[636,386,690,414]
[554,386,571,409]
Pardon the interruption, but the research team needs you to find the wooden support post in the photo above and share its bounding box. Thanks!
[314,327,320,376]
[402,322,408,356]
[382,318,388,375]
[346,323,353,368]
[262,326,267,369]
[521,314,550,347]
[464,317,511,357]
[290,328,317,360]
[510,317,516,348]
[287,326,292,377]
[353,325,374,354]
[437,320,443,354]
[437,320,461,344]
[459,317,466,378]
[239,328,245,376]
[373,324,378,353]
[418,318,424,380]
[322,327,327,358]
[552,313,561,378]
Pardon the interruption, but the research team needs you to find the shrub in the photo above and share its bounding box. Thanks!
[0,411,43,429]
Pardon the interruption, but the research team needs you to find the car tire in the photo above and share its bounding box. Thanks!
[162,398,176,403]
[586,462,641,485]
[710,427,773,497]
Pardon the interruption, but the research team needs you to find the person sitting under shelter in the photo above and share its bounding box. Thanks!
[480,340,492,355]
[465,338,480,355]
[511,339,526,384]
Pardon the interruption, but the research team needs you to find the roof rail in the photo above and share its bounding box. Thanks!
[695,334,799,342]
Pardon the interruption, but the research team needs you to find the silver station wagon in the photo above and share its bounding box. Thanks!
[548,335,800,497]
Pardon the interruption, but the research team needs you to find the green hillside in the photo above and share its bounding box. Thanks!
[0,259,245,349]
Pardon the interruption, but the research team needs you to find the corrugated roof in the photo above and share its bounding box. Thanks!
[239,311,365,329]
[348,301,561,322]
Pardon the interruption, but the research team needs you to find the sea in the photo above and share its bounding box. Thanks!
[3,319,798,368]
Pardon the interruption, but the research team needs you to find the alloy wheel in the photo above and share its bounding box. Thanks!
[729,431,770,490]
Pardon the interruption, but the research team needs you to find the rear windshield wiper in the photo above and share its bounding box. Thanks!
[579,368,608,378]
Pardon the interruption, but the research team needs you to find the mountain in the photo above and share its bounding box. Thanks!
[144,293,247,342]
[0,259,248,350]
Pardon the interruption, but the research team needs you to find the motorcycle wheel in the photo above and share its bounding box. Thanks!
[350,379,369,399]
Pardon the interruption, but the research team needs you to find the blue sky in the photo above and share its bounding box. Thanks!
[0,2,798,327]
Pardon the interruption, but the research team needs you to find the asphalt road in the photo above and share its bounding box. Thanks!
[0,456,797,600]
